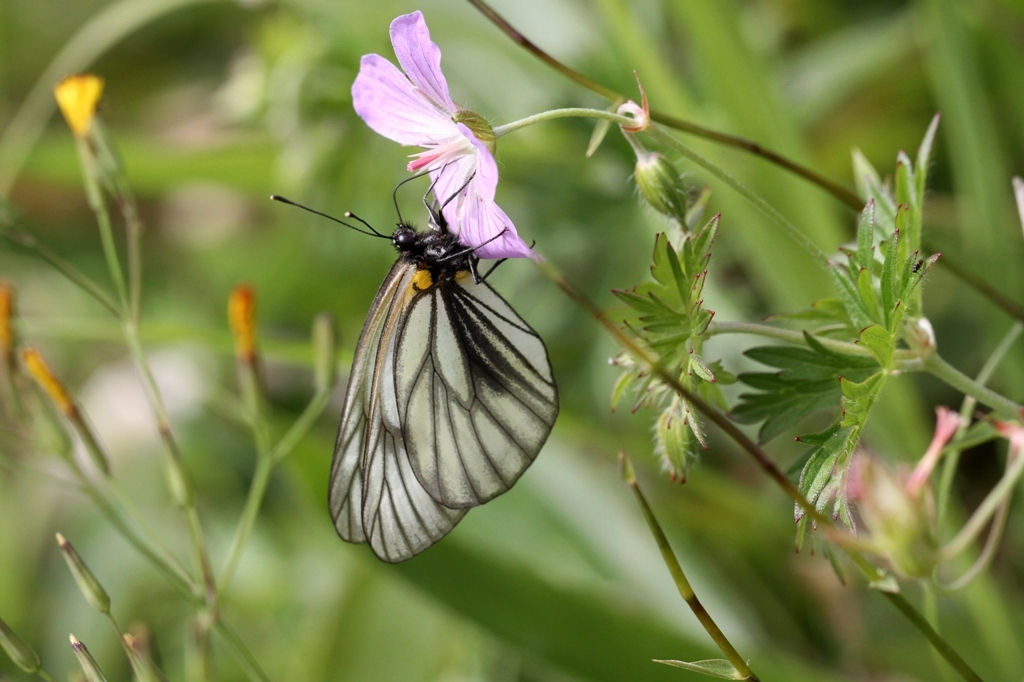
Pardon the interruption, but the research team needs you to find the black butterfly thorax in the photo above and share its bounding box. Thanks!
[391,219,473,283]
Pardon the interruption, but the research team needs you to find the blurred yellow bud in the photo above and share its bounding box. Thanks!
[22,347,74,417]
[54,74,104,137]
[0,282,14,363]
[228,285,258,362]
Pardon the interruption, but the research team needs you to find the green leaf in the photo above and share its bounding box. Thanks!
[829,268,874,329]
[915,114,941,210]
[690,354,716,382]
[880,229,901,330]
[654,659,745,679]
[856,267,881,325]
[857,325,894,369]
[851,148,883,201]
[856,200,875,270]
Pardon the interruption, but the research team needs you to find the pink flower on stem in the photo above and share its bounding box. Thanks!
[352,11,534,260]
[905,406,964,497]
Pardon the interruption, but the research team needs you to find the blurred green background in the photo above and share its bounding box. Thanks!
[2,0,1024,680]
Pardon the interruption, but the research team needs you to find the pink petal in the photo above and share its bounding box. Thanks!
[389,12,455,114]
[458,194,536,260]
[352,54,455,145]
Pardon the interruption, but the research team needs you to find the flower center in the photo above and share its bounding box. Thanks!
[453,110,496,154]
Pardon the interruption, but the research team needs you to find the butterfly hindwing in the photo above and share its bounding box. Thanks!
[396,274,559,509]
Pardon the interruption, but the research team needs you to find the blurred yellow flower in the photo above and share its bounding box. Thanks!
[54,74,104,137]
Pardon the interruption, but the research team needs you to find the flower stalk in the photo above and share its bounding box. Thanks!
[620,452,761,681]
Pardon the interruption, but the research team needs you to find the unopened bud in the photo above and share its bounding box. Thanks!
[56,534,111,614]
[851,456,938,578]
[635,153,688,224]
[228,285,258,363]
[904,317,936,355]
[0,617,41,673]
[124,630,167,682]
[70,635,109,682]
[54,74,104,138]
[312,313,337,393]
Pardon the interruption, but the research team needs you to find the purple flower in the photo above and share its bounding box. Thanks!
[352,11,535,260]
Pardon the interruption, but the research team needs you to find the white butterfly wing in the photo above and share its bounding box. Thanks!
[329,262,466,562]
[395,274,559,509]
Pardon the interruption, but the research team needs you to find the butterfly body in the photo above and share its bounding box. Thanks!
[329,210,558,563]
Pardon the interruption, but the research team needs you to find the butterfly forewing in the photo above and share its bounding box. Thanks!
[329,262,467,561]
[396,274,558,509]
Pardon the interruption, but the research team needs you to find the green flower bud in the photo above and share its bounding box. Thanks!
[312,313,337,393]
[0,616,42,673]
[57,533,111,614]
[452,110,495,154]
[634,152,688,223]
[70,635,110,682]
[655,399,696,482]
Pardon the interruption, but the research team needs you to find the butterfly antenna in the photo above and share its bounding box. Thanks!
[392,170,432,225]
[270,195,388,238]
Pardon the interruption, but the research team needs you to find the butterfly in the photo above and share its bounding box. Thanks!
[285,194,559,563]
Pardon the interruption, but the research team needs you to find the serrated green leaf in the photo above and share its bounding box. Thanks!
[690,355,716,382]
[685,186,712,230]
[856,200,875,270]
[857,325,894,368]
[880,230,900,330]
[795,422,843,447]
[611,370,639,410]
[653,659,745,680]
[614,289,663,315]
[829,267,874,329]
[895,154,914,209]
[851,148,882,201]
[856,267,882,324]
[915,114,940,211]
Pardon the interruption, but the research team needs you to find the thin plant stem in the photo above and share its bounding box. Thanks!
[0,225,121,318]
[123,323,216,602]
[647,126,830,268]
[621,452,761,681]
[924,354,1023,419]
[219,354,272,592]
[922,587,957,682]
[76,137,130,314]
[535,257,984,682]
[212,618,271,682]
[270,389,332,465]
[937,495,1011,593]
[74,466,196,598]
[103,478,193,588]
[940,448,1024,562]
[499,110,831,268]
[937,322,1023,523]
[218,452,271,593]
[34,670,60,682]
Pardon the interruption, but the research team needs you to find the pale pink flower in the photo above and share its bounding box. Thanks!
[351,11,534,260]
